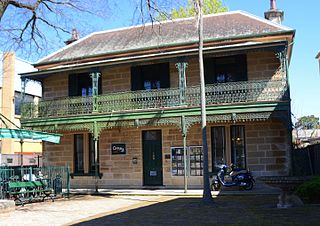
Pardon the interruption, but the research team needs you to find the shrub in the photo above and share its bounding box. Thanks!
[295,176,320,203]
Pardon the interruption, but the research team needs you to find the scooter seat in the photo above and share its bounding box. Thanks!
[222,181,237,187]
[229,170,247,177]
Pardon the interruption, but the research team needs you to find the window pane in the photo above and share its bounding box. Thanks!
[14,92,21,115]
[211,126,226,172]
[89,134,99,173]
[143,130,161,141]
[204,55,247,84]
[15,92,35,115]
[231,125,246,168]
[131,63,170,91]
[74,134,84,173]
[69,73,101,96]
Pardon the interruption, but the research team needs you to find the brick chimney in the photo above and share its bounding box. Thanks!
[264,0,284,24]
[64,29,80,45]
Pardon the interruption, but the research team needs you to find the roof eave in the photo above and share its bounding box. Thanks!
[21,40,289,80]
[34,30,295,68]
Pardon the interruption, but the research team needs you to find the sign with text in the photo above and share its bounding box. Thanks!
[111,143,126,155]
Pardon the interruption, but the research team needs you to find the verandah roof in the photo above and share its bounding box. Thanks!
[0,128,61,144]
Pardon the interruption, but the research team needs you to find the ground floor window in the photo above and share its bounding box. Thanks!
[231,125,246,168]
[89,134,99,174]
[74,134,84,173]
[211,125,247,171]
[171,146,203,176]
[211,126,226,172]
[74,133,99,174]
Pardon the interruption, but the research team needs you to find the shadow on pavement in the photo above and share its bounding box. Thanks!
[72,195,320,226]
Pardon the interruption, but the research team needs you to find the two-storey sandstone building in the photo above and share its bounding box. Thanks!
[20,10,295,188]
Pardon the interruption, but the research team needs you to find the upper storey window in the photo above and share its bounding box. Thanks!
[68,73,102,97]
[131,63,170,91]
[204,54,247,84]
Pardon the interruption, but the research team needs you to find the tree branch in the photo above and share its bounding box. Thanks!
[8,0,42,11]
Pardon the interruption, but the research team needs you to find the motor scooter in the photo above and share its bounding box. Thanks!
[210,164,255,191]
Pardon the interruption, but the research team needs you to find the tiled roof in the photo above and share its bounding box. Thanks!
[37,11,293,66]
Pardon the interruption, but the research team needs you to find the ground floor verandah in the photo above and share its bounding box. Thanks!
[39,111,291,189]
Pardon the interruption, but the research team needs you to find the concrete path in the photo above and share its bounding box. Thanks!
[70,180,280,196]
[0,195,167,226]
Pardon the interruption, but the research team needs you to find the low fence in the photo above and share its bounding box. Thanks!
[0,165,70,199]
[292,144,320,176]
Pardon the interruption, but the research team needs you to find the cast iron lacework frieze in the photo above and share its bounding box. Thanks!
[24,112,276,137]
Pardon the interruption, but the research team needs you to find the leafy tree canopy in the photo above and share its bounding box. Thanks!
[295,115,320,129]
[159,0,228,20]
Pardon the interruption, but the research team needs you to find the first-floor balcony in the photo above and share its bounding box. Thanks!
[21,79,288,120]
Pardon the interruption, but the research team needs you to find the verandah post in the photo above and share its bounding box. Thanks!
[93,121,99,192]
[176,59,188,105]
[90,71,101,113]
[181,115,188,193]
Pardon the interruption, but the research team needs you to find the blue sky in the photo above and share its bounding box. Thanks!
[8,0,320,120]
[221,0,320,122]
[109,0,320,120]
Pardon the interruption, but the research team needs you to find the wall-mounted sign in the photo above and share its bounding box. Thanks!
[111,143,126,155]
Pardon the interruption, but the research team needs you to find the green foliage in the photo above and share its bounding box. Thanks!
[295,176,320,203]
[295,115,320,129]
[159,0,228,20]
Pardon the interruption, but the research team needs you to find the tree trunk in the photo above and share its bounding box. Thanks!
[0,0,10,21]
[196,0,214,204]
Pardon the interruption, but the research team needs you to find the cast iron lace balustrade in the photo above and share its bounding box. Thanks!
[21,79,287,119]
[98,87,181,112]
[186,79,287,106]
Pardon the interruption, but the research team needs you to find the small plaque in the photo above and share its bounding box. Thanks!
[165,154,171,159]
[111,143,126,155]
[150,171,157,176]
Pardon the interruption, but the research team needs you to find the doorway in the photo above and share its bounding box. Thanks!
[142,130,163,186]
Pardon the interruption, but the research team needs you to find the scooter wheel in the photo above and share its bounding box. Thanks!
[243,180,253,190]
[211,183,221,191]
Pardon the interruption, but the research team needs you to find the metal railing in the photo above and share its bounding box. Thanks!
[187,79,287,106]
[0,166,70,199]
[21,79,287,119]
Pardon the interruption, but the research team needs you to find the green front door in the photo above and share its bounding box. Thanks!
[142,130,163,186]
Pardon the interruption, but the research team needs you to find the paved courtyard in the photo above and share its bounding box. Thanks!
[1,193,319,226]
